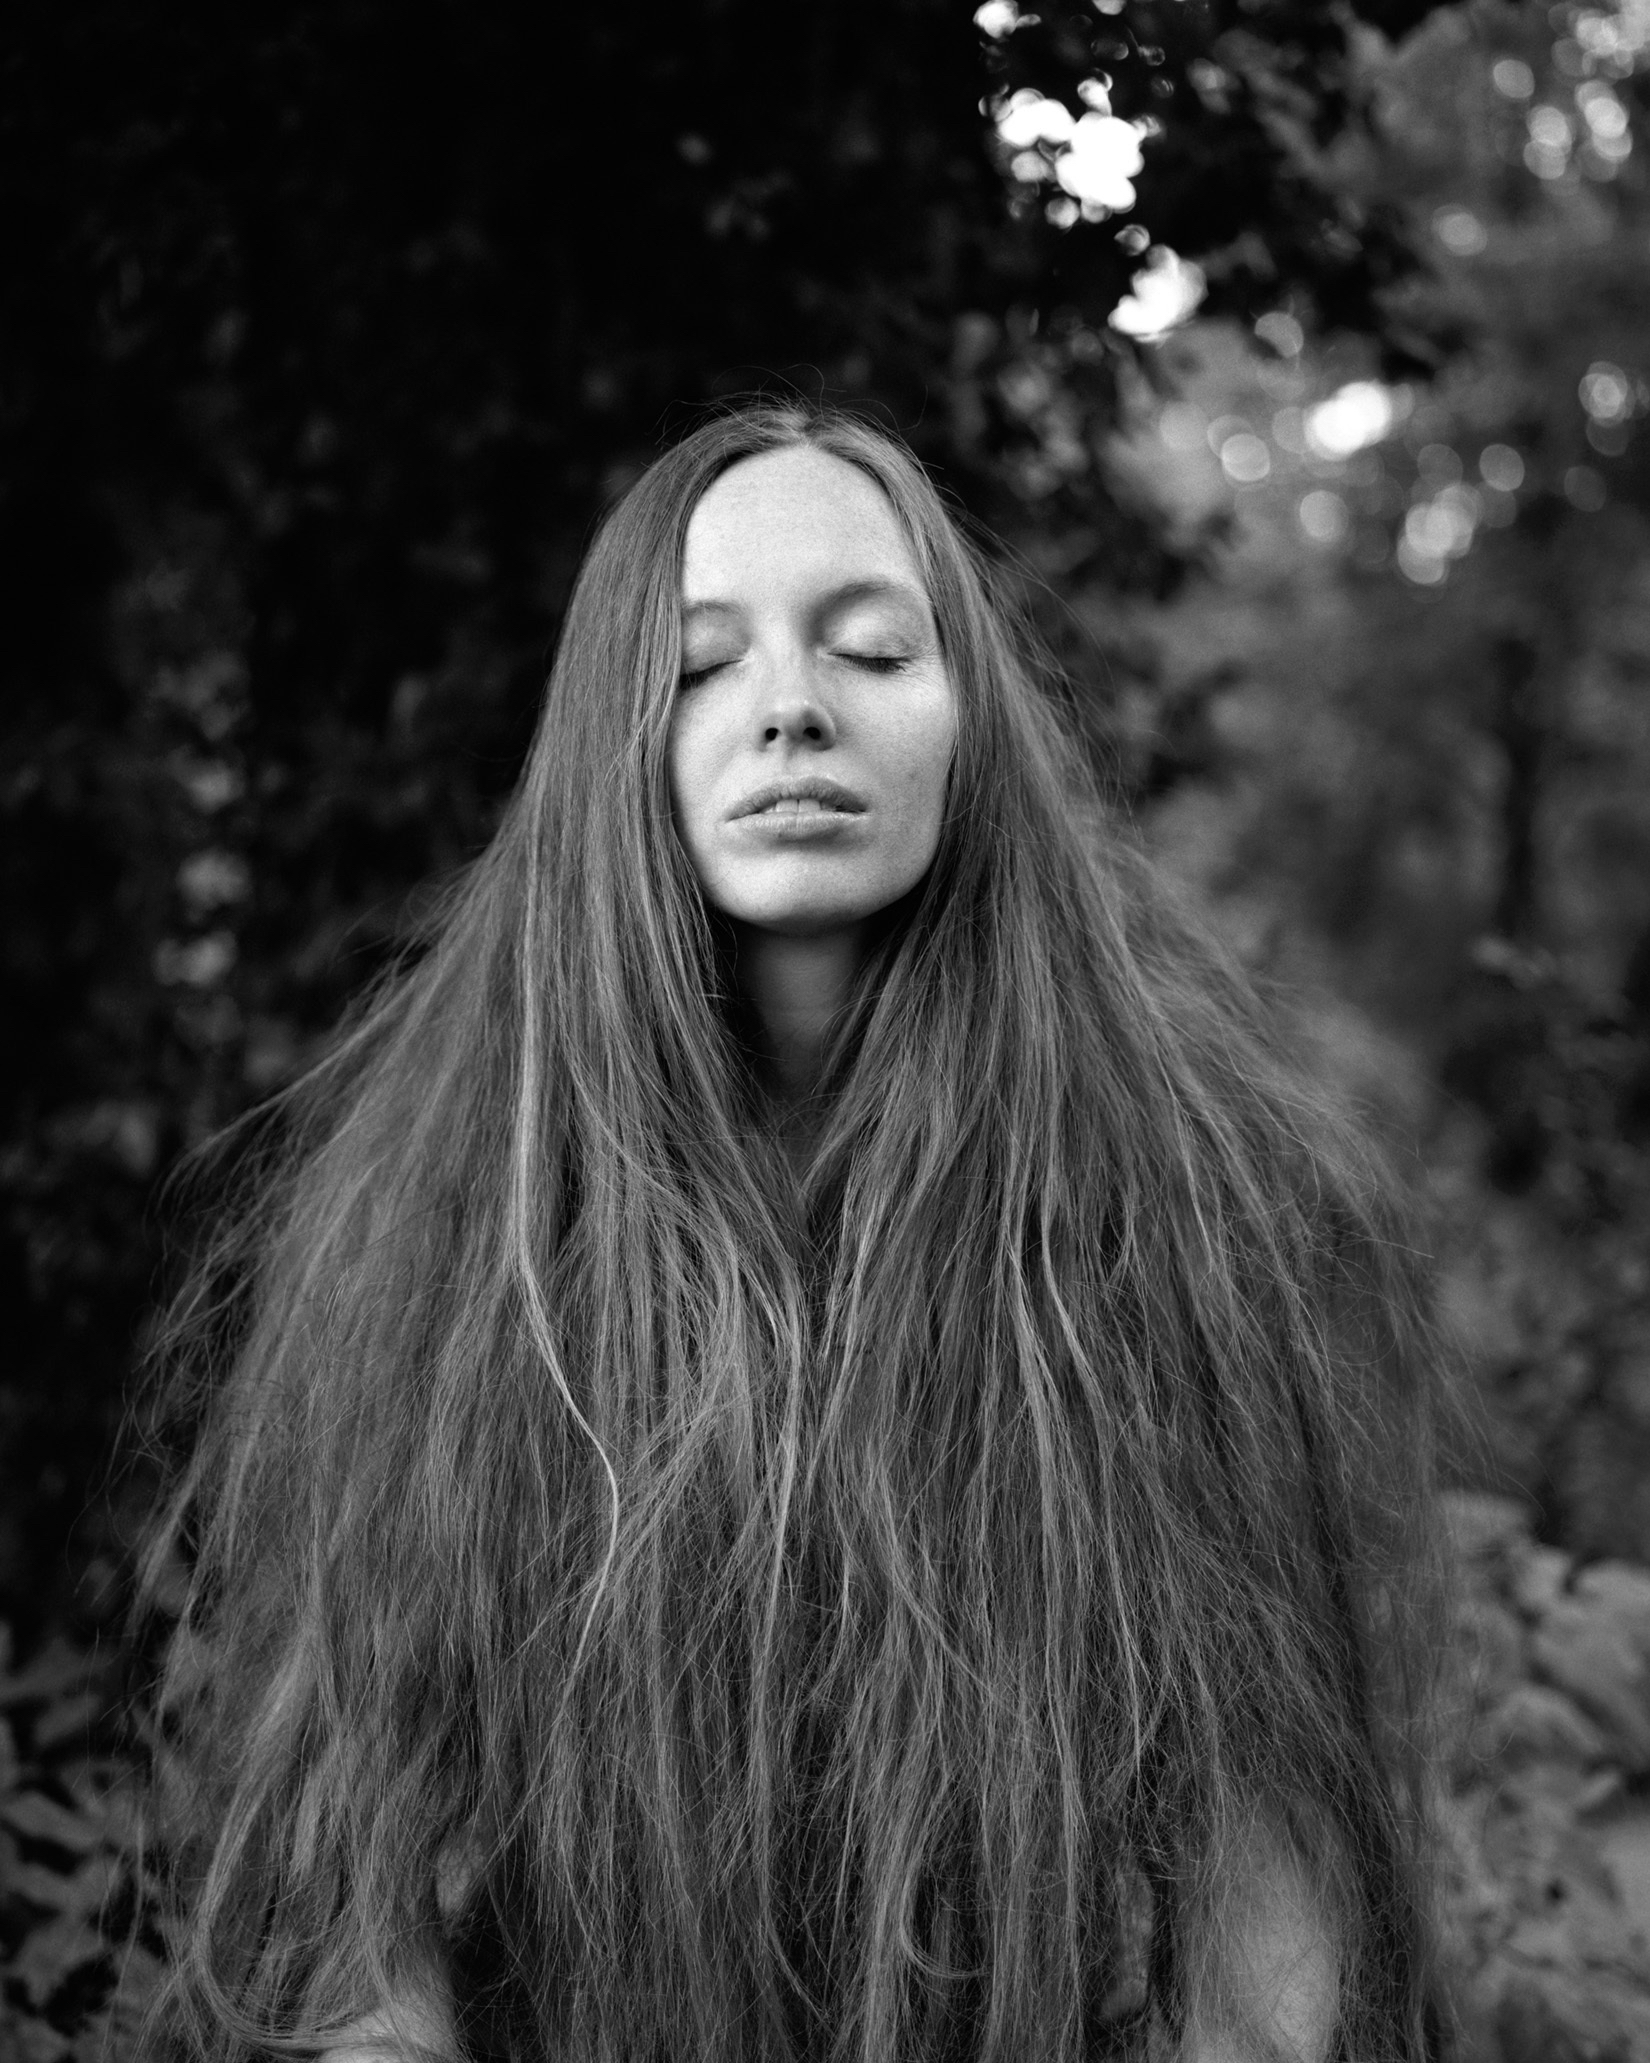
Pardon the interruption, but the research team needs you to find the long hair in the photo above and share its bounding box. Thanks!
[141,402,1444,2063]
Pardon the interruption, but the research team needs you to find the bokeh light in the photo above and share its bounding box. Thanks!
[996,91,1075,151]
[1304,382,1395,459]
[1573,0,1650,70]
[1434,206,1488,255]
[1298,490,1350,545]
[993,86,1151,220]
[1109,247,1206,340]
[1526,103,1574,177]
[1254,311,1304,357]
[1580,360,1634,421]
[1219,433,1271,485]
[1056,112,1146,211]
[973,0,1026,38]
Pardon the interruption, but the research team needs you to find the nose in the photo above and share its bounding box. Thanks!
[759,679,837,748]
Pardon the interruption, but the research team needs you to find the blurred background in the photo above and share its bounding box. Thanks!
[6,0,1650,2045]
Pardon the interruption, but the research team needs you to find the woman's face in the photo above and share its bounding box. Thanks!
[669,446,958,942]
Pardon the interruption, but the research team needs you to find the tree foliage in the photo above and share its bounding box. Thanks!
[1101,0,1650,1560]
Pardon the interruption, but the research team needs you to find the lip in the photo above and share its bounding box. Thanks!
[728,775,868,820]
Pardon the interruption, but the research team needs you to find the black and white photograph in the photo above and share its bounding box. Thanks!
[4,3,1650,2056]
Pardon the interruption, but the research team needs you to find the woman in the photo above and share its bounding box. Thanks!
[144,403,1444,2063]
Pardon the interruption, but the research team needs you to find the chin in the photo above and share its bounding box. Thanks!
[721,873,881,937]
[738,906,876,940]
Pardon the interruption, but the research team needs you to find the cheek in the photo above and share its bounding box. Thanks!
[666,701,717,850]
[883,689,958,818]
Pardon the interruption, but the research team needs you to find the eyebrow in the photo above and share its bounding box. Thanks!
[680,577,932,622]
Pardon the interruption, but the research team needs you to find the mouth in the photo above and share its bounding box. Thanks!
[730,777,868,820]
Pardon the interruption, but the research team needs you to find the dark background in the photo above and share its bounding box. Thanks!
[5,0,1650,1658]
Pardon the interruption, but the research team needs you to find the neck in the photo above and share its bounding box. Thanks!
[734,926,866,1113]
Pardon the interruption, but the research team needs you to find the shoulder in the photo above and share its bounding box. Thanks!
[317,1988,456,2063]
[1184,1821,1343,2063]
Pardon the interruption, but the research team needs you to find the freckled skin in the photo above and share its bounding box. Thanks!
[668,446,957,944]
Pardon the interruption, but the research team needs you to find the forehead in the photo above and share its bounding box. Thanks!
[681,446,925,601]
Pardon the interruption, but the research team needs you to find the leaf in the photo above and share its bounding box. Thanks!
[32,1693,103,1754]
[63,1774,144,1856]
[1473,1683,1605,1770]
[1442,1490,1535,1565]
[2,1790,104,1856]
[1600,1808,1650,1948]
[0,1643,95,1712]
[1530,1599,1650,1774]
[5,2020,74,2063]
[1491,1966,1650,2063]
[6,1852,119,1916]
[1573,1562,1650,1642]
[8,1911,109,2009]
[1512,1546,1573,1620]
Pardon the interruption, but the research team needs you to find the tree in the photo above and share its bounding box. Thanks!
[1092,0,1650,1554]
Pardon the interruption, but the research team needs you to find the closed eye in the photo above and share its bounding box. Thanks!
[833,652,909,673]
[680,652,910,686]
[678,661,727,689]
